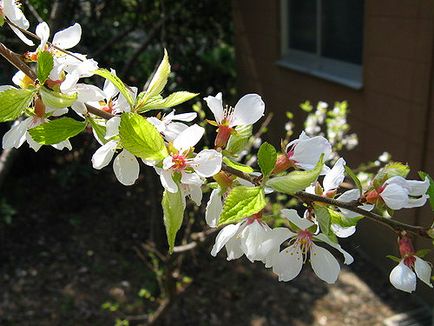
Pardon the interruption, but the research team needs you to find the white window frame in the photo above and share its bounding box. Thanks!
[277,0,363,90]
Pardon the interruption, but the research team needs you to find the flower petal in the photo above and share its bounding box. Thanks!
[113,150,140,186]
[205,188,223,227]
[310,244,340,284]
[173,124,204,152]
[380,183,409,210]
[389,260,416,293]
[91,140,117,169]
[323,158,346,192]
[414,257,433,288]
[52,23,82,49]
[231,94,265,127]
[181,171,203,185]
[281,209,314,230]
[314,233,354,264]
[211,222,243,257]
[105,116,121,139]
[2,120,28,149]
[272,245,303,282]
[36,22,50,48]
[204,93,224,124]
[192,149,222,177]
[160,169,178,193]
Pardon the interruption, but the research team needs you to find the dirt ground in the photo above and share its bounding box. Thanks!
[0,147,431,326]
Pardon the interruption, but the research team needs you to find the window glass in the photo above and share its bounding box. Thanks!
[288,0,317,53]
[321,0,364,64]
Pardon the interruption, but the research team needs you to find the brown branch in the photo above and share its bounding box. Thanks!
[0,42,37,80]
[220,164,432,239]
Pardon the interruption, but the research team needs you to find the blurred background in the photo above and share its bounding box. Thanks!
[0,0,433,325]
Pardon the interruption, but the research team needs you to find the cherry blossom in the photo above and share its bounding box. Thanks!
[1,0,34,45]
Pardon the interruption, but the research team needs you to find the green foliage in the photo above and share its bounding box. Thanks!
[162,189,185,253]
[218,186,266,225]
[345,165,363,197]
[373,162,410,188]
[39,86,77,109]
[94,69,134,107]
[329,209,363,228]
[29,117,86,144]
[136,91,199,113]
[0,88,35,122]
[222,157,253,173]
[418,171,434,212]
[300,100,313,112]
[87,117,107,144]
[37,51,54,84]
[225,124,252,156]
[266,155,323,194]
[258,142,277,178]
[119,112,168,161]
[314,205,331,237]
[386,255,402,263]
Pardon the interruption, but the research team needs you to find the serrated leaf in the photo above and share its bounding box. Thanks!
[218,186,266,225]
[119,112,168,161]
[0,88,35,122]
[418,171,434,212]
[345,165,363,197]
[39,87,77,108]
[386,255,402,263]
[162,189,185,253]
[94,69,134,107]
[258,142,277,177]
[266,155,323,194]
[374,162,410,188]
[37,51,53,84]
[88,117,107,144]
[138,49,170,107]
[222,157,253,173]
[226,124,252,156]
[314,205,331,236]
[137,91,199,113]
[29,117,86,144]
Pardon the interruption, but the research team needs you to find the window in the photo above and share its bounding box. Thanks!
[278,0,364,89]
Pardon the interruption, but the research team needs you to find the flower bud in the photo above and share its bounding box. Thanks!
[215,125,232,149]
[213,171,235,189]
[272,153,291,174]
[34,96,46,118]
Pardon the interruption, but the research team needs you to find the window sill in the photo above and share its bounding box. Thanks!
[276,51,363,90]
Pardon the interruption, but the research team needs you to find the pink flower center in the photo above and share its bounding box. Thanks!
[296,230,313,255]
[172,154,187,170]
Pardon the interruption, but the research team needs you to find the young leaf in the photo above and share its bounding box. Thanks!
[386,255,402,263]
[415,248,431,258]
[37,51,54,84]
[94,69,134,107]
[328,208,363,227]
[162,189,186,254]
[119,112,168,161]
[225,124,252,156]
[29,117,86,144]
[266,155,323,194]
[373,162,410,187]
[137,91,199,113]
[218,186,266,225]
[418,171,434,212]
[87,117,107,144]
[258,142,277,177]
[314,205,331,236]
[344,165,363,197]
[39,87,77,108]
[222,157,254,173]
[0,88,35,122]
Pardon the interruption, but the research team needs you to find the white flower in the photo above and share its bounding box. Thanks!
[35,21,82,51]
[389,256,432,293]
[91,116,139,186]
[205,187,223,227]
[272,209,353,284]
[368,176,430,210]
[211,217,287,263]
[1,0,34,45]
[2,116,71,151]
[148,110,197,142]
[306,157,346,195]
[157,124,222,193]
[286,131,332,174]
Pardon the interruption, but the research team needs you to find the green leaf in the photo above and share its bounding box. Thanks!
[94,69,134,107]
[0,88,35,122]
[162,189,185,253]
[266,155,324,194]
[314,205,331,236]
[226,124,252,156]
[222,157,254,173]
[39,87,77,108]
[37,51,54,84]
[418,171,434,212]
[258,142,277,177]
[415,248,430,258]
[218,186,266,225]
[374,162,410,188]
[137,91,199,113]
[328,208,363,227]
[137,49,170,108]
[344,165,363,197]
[29,117,86,144]
[0,15,4,27]
[88,117,107,144]
[386,255,402,263]
[119,112,168,161]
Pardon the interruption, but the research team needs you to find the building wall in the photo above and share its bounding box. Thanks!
[233,0,434,299]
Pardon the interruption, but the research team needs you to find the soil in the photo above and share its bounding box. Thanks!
[0,146,430,326]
